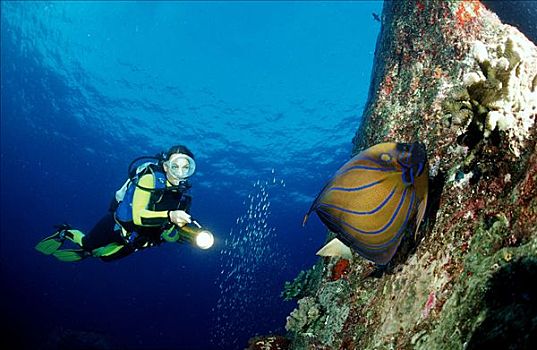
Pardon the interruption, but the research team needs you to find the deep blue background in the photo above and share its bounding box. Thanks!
[0,2,381,349]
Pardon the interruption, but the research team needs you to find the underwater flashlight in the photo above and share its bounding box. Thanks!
[195,230,214,249]
[167,220,214,249]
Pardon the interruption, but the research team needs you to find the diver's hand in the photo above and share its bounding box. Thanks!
[168,210,191,227]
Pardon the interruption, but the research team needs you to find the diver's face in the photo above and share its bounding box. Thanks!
[165,155,191,184]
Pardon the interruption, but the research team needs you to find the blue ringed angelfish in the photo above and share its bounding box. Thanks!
[303,142,429,265]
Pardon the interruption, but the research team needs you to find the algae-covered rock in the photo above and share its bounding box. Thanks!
[315,280,351,346]
[247,335,291,350]
[285,279,351,349]
[281,261,323,301]
[285,297,321,333]
[276,1,537,349]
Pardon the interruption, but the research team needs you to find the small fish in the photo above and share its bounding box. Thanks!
[303,142,429,265]
[372,12,381,22]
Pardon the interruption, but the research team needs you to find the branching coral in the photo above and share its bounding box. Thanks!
[460,34,537,156]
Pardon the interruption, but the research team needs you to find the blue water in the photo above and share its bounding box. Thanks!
[0,1,381,349]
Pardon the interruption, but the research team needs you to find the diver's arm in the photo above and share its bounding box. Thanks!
[132,174,192,227]
[132,174,169,226]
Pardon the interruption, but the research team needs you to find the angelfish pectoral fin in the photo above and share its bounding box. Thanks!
[414,195,428,238]
[316,238,353,260]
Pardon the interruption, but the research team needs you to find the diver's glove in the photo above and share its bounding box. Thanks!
[168,210,191,227]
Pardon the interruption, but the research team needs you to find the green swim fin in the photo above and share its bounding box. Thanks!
[35,224,85,254]
[92,243,124,257]
[64,229,85,246]
[52,249,88,262]
[35,231,64,255]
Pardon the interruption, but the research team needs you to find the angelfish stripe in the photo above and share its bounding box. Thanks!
[328,179,384,192]
[324,186,411,235]
[318,185,397,215]
[319,189,416,250]
[338,164,397,175]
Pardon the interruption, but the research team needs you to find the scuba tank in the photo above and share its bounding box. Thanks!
[109,154,167,213]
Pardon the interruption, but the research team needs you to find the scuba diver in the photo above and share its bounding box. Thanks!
[35,145,214,262]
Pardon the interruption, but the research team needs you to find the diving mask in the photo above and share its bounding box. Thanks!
[165,154,196,180]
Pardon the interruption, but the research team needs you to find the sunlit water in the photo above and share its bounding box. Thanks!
[1,2,382,349]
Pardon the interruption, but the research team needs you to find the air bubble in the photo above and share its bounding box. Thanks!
[212,173,288,348]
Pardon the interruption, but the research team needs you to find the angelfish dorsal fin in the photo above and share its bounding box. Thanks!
[302,213,310,227]
[316,238,353,260]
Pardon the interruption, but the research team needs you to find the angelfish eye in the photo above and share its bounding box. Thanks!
[380,153,392,162]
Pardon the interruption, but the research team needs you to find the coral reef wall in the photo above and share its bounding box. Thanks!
[278,1,537,349]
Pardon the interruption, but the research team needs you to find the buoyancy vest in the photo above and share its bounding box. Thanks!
[113,163,192,235]
[115,164,167,224]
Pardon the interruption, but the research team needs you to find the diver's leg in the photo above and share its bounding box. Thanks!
[53,214,121,262]
[99,245,135,262]
[36,214,126,262]
[81,213,123,251]
[81,213,133,261]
